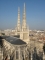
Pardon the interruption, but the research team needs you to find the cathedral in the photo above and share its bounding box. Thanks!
[0,3,45,60]
[15,3,29,44]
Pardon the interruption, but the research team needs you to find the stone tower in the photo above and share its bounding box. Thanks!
[15,7,21,35]
[20,3,29,44]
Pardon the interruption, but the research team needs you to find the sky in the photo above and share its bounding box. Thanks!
[0,0,45,30]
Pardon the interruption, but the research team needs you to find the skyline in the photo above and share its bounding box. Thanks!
[0,0,45,30]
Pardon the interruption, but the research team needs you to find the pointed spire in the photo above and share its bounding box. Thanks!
[17,7,21,31]
[22,3,27,31]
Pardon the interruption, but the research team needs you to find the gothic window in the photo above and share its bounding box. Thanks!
[16,51,19,59]
[21,51,24,60]
[43,43,45,54]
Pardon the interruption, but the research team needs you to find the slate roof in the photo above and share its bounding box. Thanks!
[1,36,10,39]
[1,36,26,45]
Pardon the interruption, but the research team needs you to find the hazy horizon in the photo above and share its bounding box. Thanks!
[0,0,45,30]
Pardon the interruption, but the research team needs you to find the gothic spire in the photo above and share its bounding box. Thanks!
[17,7,21,31]
[22,3,27,31]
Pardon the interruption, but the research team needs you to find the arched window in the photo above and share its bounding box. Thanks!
[16,51,19,59]
[43,43,45,54]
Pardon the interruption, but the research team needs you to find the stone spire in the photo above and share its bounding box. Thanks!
[22,3,27,31]
[17,7,21,31]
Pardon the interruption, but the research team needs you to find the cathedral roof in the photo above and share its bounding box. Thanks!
[1,35,10,39]
[2,36,26,45]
